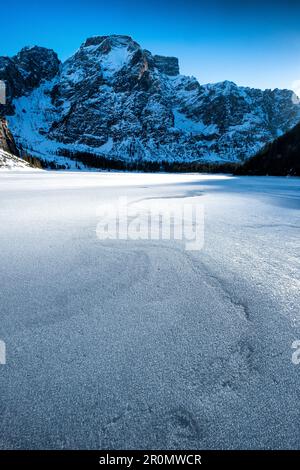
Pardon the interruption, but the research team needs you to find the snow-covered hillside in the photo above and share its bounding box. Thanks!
[0,148,32,170]
[1,35,300,165]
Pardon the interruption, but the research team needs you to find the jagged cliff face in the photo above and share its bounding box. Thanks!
[1,35,300,164]
[0,46,60,161]
[0,46,60,114]
[0,117,19,155]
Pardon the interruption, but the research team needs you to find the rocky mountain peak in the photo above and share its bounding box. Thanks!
[0,46,60,115]
[14,46,60,83]
[80,35,141,59]
[63,34,144,84]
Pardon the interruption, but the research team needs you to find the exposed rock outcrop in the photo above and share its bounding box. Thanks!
[0,117,19,155]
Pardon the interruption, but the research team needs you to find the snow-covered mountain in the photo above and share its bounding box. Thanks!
[1,35,300,165]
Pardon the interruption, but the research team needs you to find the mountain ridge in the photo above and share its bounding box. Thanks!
[0,35,300,168]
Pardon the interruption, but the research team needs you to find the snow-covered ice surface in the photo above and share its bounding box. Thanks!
[0,171,300,449]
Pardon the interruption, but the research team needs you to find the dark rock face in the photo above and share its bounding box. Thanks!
[14,46,60,88]
[0,117,19,155]
[153,55,179,76]
[1,35,300,165]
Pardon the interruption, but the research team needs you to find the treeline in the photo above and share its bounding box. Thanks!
[57,149,240,173]
[21,152,74,170]
[163,160,240,174]
[20,147,241,174]
[58,149,161,171]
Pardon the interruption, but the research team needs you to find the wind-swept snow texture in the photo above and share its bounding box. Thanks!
[0,172,300,449]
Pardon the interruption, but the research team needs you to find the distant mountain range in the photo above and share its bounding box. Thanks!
[0,34,300,171]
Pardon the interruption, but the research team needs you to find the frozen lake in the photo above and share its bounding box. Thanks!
[0,170,300,449]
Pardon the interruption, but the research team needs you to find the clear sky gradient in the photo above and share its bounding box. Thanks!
[2,0,300,91]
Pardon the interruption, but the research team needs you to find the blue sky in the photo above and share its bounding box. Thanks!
[1,0,300,91]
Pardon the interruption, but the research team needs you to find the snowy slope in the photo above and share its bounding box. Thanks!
[0,148,32,170]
